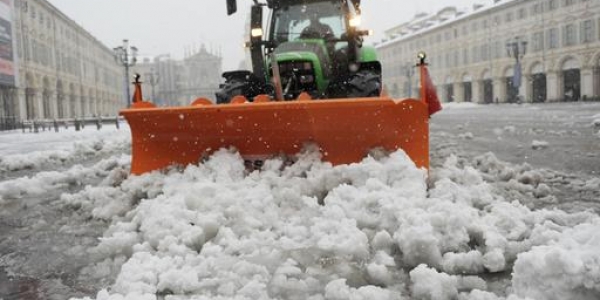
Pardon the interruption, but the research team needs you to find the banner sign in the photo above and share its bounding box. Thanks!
[0,0,15,86]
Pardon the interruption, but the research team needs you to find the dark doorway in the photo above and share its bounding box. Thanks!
[505,77,518,103]
[563,69,580,101]
[483,79,493,103]
[444,84,454,102]
[532,74,547,103]
[0,88,17,130]
[26,88,35,120]
[462,82,472,102]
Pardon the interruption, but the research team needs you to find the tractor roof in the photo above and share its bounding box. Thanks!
[266,0,360,9]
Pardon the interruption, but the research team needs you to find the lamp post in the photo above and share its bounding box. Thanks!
[403,62,415,97]
[505,37,527,103]
[146,68,159,103]
[113,39,138,107]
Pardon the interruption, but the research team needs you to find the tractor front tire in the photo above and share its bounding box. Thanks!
[216,78,247,104]
[347,70,382,98]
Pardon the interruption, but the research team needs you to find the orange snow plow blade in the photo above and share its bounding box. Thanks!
[120,63,440,175]
[121,97,429,175]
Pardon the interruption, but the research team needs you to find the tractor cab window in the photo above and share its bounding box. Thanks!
[272,1,346,44]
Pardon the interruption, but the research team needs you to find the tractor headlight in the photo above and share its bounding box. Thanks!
[349,15,361,27]
[251,28,263,38]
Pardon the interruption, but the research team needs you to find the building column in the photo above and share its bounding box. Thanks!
[522,75,532,103]
[17,88,27,121]
[472,80,483,103]
[453,82,464,102]
[48,90,58,119]
[34,91,44,119]
[80,96,86,117]
[593,67,600,97]
[493,77,504,103]
[546,71,560,102]
[580,68,594,100]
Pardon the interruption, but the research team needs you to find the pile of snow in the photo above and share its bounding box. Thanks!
[513,221,600,300]
[67,148,600,300]
[531,140,549,150]
[592,114,600,128]
[439,102,480,109]
[0,126,130,173]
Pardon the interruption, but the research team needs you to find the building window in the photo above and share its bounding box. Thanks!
[563,24,576,46]
[564,0,574,5]
[518,8,527,19]
[463,48,469,64]
[547,27,559,49]
[505,12,513,23]
[532,31,544,51]
[581,19,594,43]
[493,15,501,26]
[532,3,541,14]
[548,0,557,10]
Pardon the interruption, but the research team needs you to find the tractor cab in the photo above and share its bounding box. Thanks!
[218,0,380,102]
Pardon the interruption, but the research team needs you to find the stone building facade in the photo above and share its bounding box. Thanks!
[376,0,600,103]
[131,46,222,106]
[179,45,222,104]
[0,0,124,129]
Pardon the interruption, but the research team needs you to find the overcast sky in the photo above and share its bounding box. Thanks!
[46,0,479,71]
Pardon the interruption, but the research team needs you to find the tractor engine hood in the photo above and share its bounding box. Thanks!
[272,40,332,81]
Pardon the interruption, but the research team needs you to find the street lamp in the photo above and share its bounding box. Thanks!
[403,62,415,97]
[506,37,527,102]
[113,39,138,107]
[146,68,159,103]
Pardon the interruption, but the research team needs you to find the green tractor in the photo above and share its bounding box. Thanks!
[217,0,382,103]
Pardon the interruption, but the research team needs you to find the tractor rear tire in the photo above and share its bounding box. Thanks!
[347,70,382,98]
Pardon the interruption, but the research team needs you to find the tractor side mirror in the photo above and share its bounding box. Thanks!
[250,5,263,42]
[227,0,237,15]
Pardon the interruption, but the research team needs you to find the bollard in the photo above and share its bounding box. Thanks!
[75,118,81,131]
[21,122,25,133]
[115,116,120,129]
[53,119,59,132]
[33,121,39,133]
[96,116,101,130]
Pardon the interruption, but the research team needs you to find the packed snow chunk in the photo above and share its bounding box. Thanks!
[458,289,501,300]
[482,249,506,273]
[157,266,200,294]
[458,132,474,140]
[512,222,600,300]
[324,279,399,300]
[458,290,535,300]
[592,114,600,128]
[531,140,549,150]
[410,264,458,300]
[372,231,394,254]
[442,250,485,274]
[429,155,495,207]
[396,223,443,268]
[533,183,552,198]
[366,262,393,286]
[581,178,600,192]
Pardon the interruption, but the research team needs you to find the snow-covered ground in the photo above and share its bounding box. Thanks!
[1,103,599,300]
